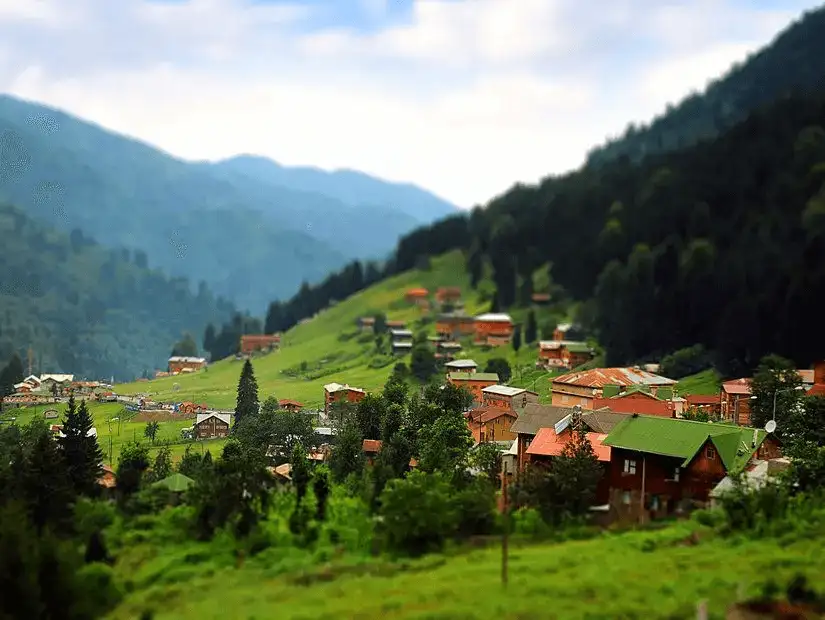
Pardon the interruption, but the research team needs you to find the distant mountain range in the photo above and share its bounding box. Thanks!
[0,95,458,312]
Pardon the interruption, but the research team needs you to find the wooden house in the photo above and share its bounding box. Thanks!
[391,341,413,356]
[473,313,514,346]
[807,360,825,396]
[720,378,753,425]
[39,374,75,394]
[592,388,684,417]
[685,394,722,417]
[465,407,518,443]
[435,313,476,340]
[481,385,538,411]
[194,413,231,439]
[435,287,462,306]
[358,316,376,333]
[389,329,414,340]
[550,367,677,409]
[537,340,594,369]
[385,320,407,329]
[602,415,782,522]
[444,359,478,374]
[240,334,281,355]
[404,288,430,309]
[323,382,366,416]
[168,356,207,374]
[279,399,304,412]
[447,372,499,404]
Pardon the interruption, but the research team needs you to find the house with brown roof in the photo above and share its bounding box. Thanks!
[404,288,430,309]
[240,334,281,355]
[720,378,753,425]
[685,394,722,417]
[447,372,499,404]
[435,287,462,306]
[537,340,595,370]
[358,316,376,333]
[279,399,304,412]
[509,403,582,471]
[323,382,366,416]
[473,313,514,346]
[551,367,677,410]
[465,407,518,443]
[168,356,207,374]
[194,413,231,439]
[436,312,475,340]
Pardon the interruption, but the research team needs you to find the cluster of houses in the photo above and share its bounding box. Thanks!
[3,374,118,406]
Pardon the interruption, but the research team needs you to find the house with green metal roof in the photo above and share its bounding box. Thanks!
[602,415,782,521]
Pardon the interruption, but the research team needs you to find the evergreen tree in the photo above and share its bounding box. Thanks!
[290,442,311,503]
[512,326,522,353]
[234,359,259,429]
[0,353,24,398]
[313,469,331,521]
[525,310,538,344]
[330,419,365,483]
[58,397,103,497]
[203,323,216,357]
[171,333,198,357]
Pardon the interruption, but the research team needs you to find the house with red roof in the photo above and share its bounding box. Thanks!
[279,399,304,412]
[806,361,825,397]
[593,387,684,417]
[551,367,677,410]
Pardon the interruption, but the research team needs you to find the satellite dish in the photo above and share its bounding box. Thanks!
[765,420,777,434]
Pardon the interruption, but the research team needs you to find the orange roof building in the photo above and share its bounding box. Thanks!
[551,367,677,409]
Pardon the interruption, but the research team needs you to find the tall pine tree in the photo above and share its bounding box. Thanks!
[234,359,259,429]
[58,396,103,496]
[525,310,538,344]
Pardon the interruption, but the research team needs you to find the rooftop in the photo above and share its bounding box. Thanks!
[475,312,513,323]
[449,372,500,382]
[324,382,366,394]
[510,403,580,436]
[527,427,611,462]
[168,356,206,364]
[445,359,478,368]
[196,412,231,425]
[603,415,768,472]
[552,367,677,389]
[482,385,534,397]
[467,406,518,424]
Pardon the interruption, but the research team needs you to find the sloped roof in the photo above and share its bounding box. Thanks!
[603,415,767,472]
[482,385,534,397]
[721,378,752,395]
[324,382,365,394]
[581,409,629,434]
[168,356,206,364]
[152,473,194,492]
[40,374,74,383]
[527,428,611,462]
[405,288,429,296]
[552,367,677,389]
[472,407,518,423]
[279,399,304,407]
[509,404,576,436]
[475,313,513,323]
[449,372,499,382]
[196,412,231,425]
[363,439,383,453]
[445,359,478,369]
[686,394,721,405]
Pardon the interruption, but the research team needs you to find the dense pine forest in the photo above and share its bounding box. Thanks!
[0,204,235,379]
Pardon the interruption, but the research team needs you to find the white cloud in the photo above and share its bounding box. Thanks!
[0,0,816,207]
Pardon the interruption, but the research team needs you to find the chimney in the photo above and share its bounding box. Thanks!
[815,361,825,386]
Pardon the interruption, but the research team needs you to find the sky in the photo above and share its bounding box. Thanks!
[0,0,818,208]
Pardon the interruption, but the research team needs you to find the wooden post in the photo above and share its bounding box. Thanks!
[696,599,707,620]
[501,461,509,588]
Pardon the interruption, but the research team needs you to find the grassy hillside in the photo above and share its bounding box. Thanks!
[107,518,825,619]
[117,252,568,409]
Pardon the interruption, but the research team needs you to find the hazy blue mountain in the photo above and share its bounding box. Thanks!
[0,94,457,311]
[213,154,458,223]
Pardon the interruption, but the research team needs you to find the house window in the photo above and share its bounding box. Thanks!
[622,491,631,505]
[674,467,680,482]
[706,446,716,460]
[561,395,569,404]
[650,495,660,511]
[623,459,637,475]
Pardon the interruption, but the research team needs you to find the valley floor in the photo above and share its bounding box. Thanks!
[108,523,825,620]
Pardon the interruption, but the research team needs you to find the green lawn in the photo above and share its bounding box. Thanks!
[107,522,825,619]
[4,400,224,465]
[116,251,564,409]
[676,369,723,396]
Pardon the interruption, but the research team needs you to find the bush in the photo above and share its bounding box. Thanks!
[512,507,551,538]
[454,478,498,539]
[659,344,712,379]
[378,470,458,556]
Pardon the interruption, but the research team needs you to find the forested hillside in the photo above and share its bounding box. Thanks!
[0,203,236,379]
[585,5,825,167]
[0,95,456,311]
[261,92,825,377]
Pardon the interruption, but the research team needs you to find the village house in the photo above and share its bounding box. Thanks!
[240,334,281,355]
[323,382,366,416]
[435,312,476,340]
[362,439,382,466]
[807,361,825,396]
[444,359,478,374]
[510,403,624,472]
[385,320,407,330]
[194,412,231,439]
[39,374,75,395]
[465,406,519,443]
[602,415,782,523]
[473,313,514,346]
[436,341,462,360]
[358,316,376,333]
[551,323,585,342]
[392,341,413,356]
[530,292,551,305]
[551,367,677,410]
[447,372,499,404]
[177,401,207,415]
[592,387,685,417]
[525,415,612,504]
[389,328,414,340]
[168,356,207,374]
[404,288,430,309]
[481,385,539,411]
[537,340,595,370]
[719,378,753,425]
[685,394,723,417]
[279,399,304,412]
[70,381,100,395]
[435,286,462,306]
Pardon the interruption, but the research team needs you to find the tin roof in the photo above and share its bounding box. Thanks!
[445,359,478,369]
[721,378,752,395]
[474,313,513,323]
[552,367,676,389]
[527,427,611,462]
[482,385,533,397]
[509,404,578,436]
[196,413,231,425]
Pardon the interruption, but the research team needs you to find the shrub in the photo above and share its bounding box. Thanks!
[659,344,712,379]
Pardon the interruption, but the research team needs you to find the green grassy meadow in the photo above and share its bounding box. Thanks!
[4,400,225,465]
[676,369,723,396]
[116,252,567,410]
[107,520,825,620]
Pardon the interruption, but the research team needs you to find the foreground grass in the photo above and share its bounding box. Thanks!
[116,252,567,409]
[108,522,825,620]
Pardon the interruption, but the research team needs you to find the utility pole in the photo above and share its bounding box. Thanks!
[501,461,509,588]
